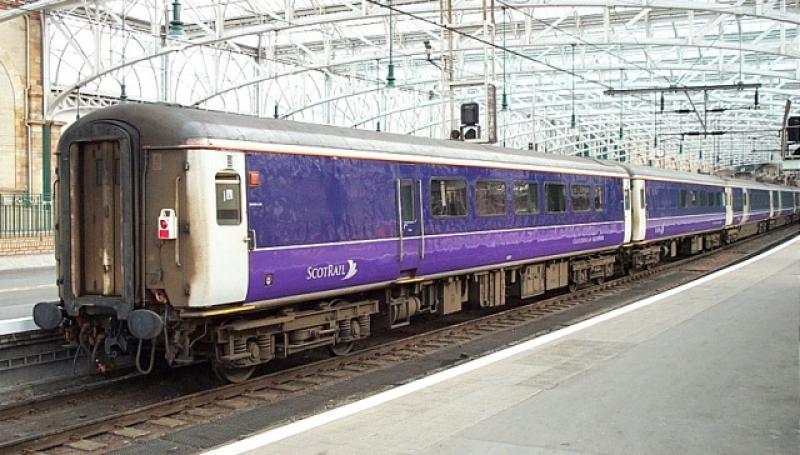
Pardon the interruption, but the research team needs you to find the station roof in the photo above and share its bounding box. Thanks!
[4,0,798,174]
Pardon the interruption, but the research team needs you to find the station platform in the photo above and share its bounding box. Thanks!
[0,266,56,335]
[208,237,800,455]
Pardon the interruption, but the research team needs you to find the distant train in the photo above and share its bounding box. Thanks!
[33,104,800,382]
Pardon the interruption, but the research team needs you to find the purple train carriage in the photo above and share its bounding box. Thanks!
[32,104,800,382]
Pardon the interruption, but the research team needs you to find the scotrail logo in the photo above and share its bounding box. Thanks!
[306,260,359,281]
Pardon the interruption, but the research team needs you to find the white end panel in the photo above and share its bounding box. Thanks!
[741,188,750,224]
[623,179,632,244]
[631,179,647,241]
[724,187,733,226]
[769,191,775,218]
[186,150,249,307]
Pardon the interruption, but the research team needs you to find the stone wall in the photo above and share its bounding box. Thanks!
[0,3,61,195]
[0,235,54,255]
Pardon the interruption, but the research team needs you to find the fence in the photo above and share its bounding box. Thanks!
[0,193,54,238]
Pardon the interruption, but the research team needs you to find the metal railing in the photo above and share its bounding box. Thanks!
[0,193,54,238]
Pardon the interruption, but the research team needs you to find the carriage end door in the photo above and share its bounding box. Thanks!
[631,179,647,241]
[725,187,733,226]
[622,178,632,243]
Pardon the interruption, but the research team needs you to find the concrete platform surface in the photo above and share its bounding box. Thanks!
[0,266,56,334]
[0,253,55,272]
[212,237,800,455]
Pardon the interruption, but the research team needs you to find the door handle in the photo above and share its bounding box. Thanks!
[247,229,257,250]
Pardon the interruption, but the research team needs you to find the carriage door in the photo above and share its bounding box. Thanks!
[724,187,733,226]
[630,179,647,241]
[397,165,422,275]
[741,188,750,224]
[622,178,632,243]
[79,141,122,296]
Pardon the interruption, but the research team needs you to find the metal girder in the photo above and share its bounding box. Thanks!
[3,0,793,172]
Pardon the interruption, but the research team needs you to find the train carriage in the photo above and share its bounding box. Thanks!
[244,152,629,304]
[618,165,729,265]
[769,185,797,226]
[32,103,799,382]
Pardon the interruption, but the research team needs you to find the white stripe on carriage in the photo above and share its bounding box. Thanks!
[647,213,726,221]
[252,220,625,252]
[179,138,629,179]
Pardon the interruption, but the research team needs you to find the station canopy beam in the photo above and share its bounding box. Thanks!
[604,83,762,96]
[2,0,798,174]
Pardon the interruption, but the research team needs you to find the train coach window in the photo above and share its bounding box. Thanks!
[690,191,698,207]
[215,173,242,225]
[624,188,631,210]
[400,181,415,223]
[476,181,507,216]
[680,190,688,208]
[545,183,566,213]
[431,179,468,217]
[513,181,538,215]
[699,192,707,207]
[594,185,605,211]
[571,185,591,212]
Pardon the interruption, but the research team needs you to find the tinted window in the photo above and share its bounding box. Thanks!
[571,185,591,212]
[624,188,631,210]
[699,192,707,207]
[690,191,698,207]
[476,181,507,216]
[594,185,605,211]
[215,173,241,225]
[513,181,538,215]
[431,179,468,217]
[680,190,688,208]
[400,180,415,223]
[546,183,566,213]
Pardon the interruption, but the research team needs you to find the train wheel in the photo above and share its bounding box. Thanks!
[213,363,256,384]
[328,318,359,356]
[328,340,354,356]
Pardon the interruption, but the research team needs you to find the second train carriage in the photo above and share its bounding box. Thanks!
[33,103,800,381]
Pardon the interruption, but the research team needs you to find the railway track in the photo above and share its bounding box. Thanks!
[0,328,73,372]
[0,225,797,454]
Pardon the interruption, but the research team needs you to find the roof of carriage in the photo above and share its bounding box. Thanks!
[67,103,630,177]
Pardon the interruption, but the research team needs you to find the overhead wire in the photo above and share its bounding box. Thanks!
[363,0,613,90]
